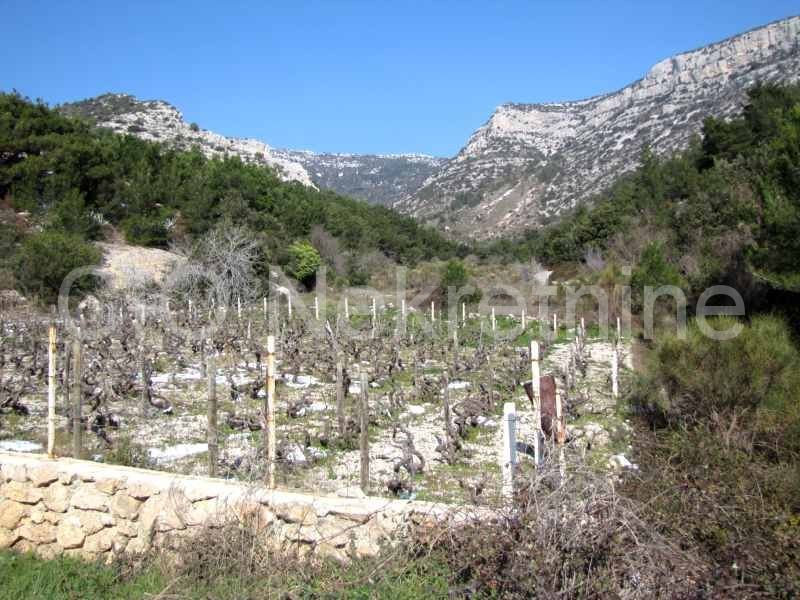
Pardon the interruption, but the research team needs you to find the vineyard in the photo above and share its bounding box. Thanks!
[0,288,633,505]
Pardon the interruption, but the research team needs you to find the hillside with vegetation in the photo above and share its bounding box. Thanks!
[1,83,800,598]
[0,93,462,299]
[481,83,800,311]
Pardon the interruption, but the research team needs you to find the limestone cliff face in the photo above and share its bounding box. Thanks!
[398,16,800,239]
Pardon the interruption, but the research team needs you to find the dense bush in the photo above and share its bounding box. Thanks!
[285,240,322,287]
[625,428,800,596]
[638,315,800,452]
[629,241,685,311]
[625,314,800,595]
[14,230,101,302]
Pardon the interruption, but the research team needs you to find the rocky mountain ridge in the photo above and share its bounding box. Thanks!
[272,150,446,206]
[395,16,800,238]
[60,95,444,205]
[60,93,316,187]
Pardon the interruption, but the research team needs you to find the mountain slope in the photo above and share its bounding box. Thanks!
[60,95,445,206]
[272,150,446,206]
[60,93,316,187]
[397,16,800,239]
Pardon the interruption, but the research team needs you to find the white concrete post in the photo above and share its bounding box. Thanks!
[491,307,496,332]
[344,296,350,319]
[237,296,241,320]
[521,308,526,329]
[616,316,621,343]
[372,297,376,323]
[47,324,56,458]
[401,298,406,319]
[263,297,267,319]
[580,317,585,339]
[430,301,435,322]
[287,293,292,319]
[314,296,320,320]
[553,312,558,337]
[247,320,251,340]
[501,402,517,499]
[461,302,466,325]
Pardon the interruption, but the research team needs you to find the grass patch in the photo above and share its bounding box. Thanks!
[0,545,453,599]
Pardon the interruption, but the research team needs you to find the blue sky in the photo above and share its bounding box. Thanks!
[4,1,798,156]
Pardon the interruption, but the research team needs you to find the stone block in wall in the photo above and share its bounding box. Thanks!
[84,528,115,553]
[274,503,317,526]
[65,509,113,536]
[1,463,27,483]
[1,480,42,504]
[95,478,123,495]
[71,485,110,512]
[42,483,71,513]
[28,463,59,488]
[110,493,141,520]
[0,499,28,529]
[0,527,21,549]
[126,480,160,500]
[56,515,86,549]
[18,522,57,545]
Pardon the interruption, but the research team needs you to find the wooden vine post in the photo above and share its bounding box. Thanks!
[611,344,619,400]
[47,323,56,458]
[71,333,82,459]
[359,370,370,493]
[336,358,345,438]
[443,370,453,442]
[265,335,277,488]
[207,353,218,477]
[139,343,148,416]
[501,402,517,500]
[530,340,541,465]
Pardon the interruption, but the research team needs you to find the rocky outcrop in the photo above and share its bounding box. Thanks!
[397,16,800,238]
[0,452,464,564]
[60,94,315,187]
[94,242,184,290]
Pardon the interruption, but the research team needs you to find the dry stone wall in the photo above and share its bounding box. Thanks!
[0,452,459,563]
